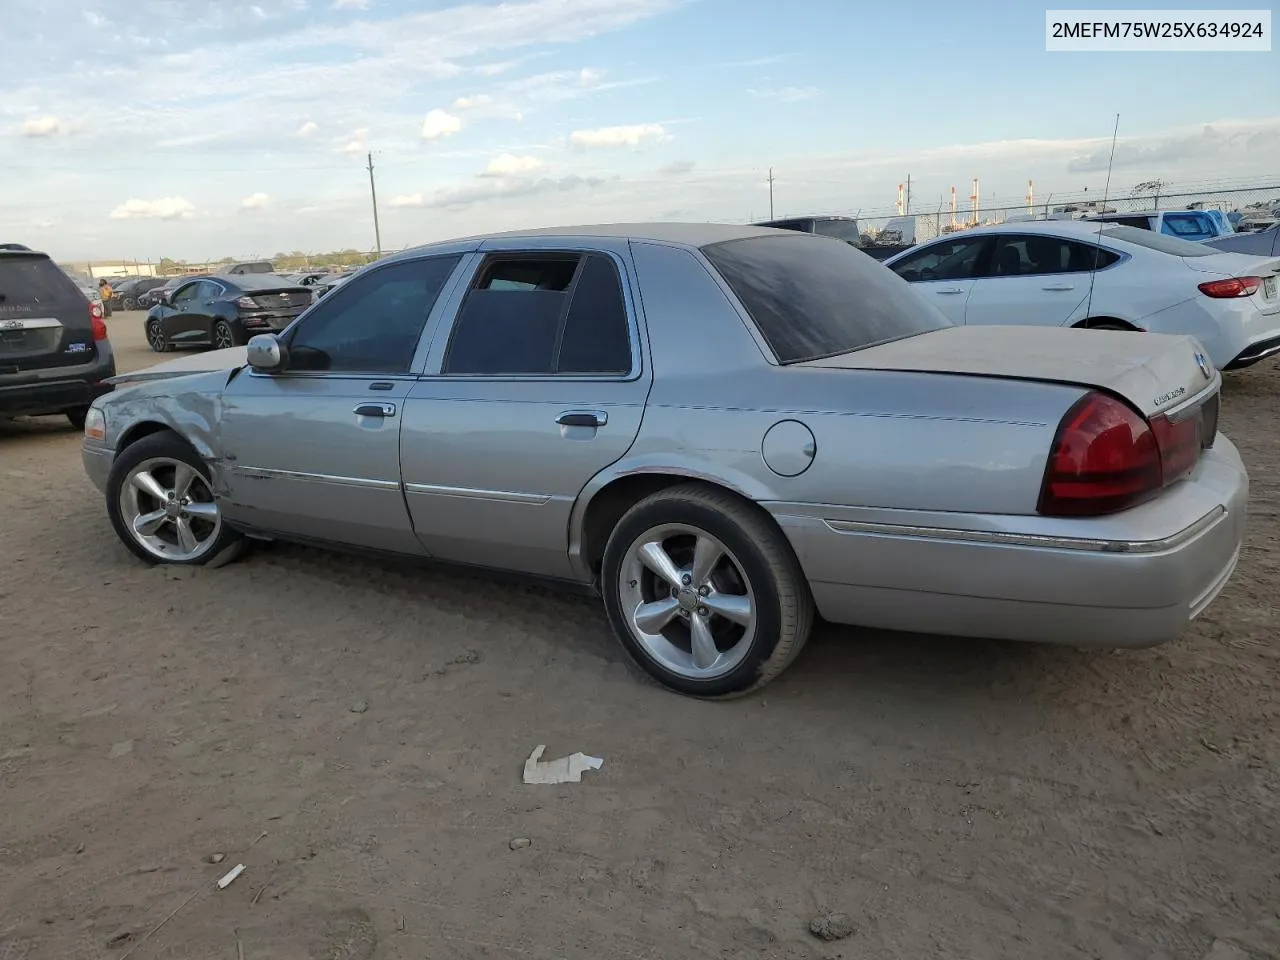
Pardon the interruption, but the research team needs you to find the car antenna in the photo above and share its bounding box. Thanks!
[1084,113,1120,323]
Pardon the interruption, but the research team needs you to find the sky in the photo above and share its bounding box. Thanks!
[2,0,1277,262]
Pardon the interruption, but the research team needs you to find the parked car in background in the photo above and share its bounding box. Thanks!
[884,221,1280,370]
[143,273,313,352]
[1086,208,1233,243]
[755,215,912,261]
[2,245,115,427]
[312,273,351,299]
[1205,223,1280,258]
[113,276,169,310]
[216,260,275,275]
[137,276,192,310]
[82,224,1245,698]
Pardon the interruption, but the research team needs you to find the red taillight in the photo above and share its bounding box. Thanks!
[1198,276,1260,298]
[1038,390,1212,517]
[1038,392,1161,517]
[90,302,108,341]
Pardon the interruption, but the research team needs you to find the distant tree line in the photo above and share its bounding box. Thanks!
[154,249,377,275]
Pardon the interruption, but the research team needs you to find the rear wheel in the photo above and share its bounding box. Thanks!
[601,483,814,698]
[146,318,172,353]
[122,297,137,311]
[105,431,242,566]
[212,320,238,350]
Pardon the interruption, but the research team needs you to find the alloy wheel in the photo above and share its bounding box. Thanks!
[117,457,222,562]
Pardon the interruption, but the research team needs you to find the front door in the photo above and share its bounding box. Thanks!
[963,233,1097,328]
[401,248,650,580]
[884,235,992,325]
[161,280,210,346]
[216,254,465,554]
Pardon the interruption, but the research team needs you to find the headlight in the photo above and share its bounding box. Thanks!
[84,406,107,442]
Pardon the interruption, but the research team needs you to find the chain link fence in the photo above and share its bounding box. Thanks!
[830,183,1280,248]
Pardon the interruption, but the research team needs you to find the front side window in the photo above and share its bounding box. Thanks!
[703,233,951,364]
[443,253,632,376]
[888,236,990,282]
[171,282,202,304]
[284,255,461,373]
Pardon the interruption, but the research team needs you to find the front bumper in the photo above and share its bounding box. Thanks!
[0,344,116,417]
[767,436,1249,648]
[82,440,114,493]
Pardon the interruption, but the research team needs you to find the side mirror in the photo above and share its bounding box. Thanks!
[246,334,286,371]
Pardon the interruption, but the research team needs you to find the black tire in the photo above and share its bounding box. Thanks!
[212,320,239,350]
[145,318,172,353]
[105,430,243,566]
[66,407,88,430]
[122,297,137,311]
[601,482,814,699]
[1079,320,1134,331]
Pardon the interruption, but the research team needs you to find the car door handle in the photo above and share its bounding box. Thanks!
[934,287,966,295]
[354,402,397,418]
[556,410,607,428]
[1042,283,1076,291]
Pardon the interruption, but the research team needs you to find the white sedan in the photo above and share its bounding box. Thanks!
[884,221,1280,370]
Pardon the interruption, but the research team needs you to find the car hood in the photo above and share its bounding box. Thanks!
[106,346,248,385]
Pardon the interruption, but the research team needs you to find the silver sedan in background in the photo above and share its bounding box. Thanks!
[81,224,1247,698]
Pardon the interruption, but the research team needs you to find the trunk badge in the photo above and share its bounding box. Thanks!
[1194,352,1212,379]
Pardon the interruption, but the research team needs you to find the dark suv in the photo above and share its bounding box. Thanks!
[1,245,116,427]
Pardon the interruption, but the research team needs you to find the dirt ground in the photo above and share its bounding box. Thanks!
[1,311,1277,960]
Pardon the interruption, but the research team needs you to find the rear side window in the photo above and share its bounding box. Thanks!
[443,253,632,376]
[703,234,951,364]
[0,256,88,314]
[1100,225,1219,257]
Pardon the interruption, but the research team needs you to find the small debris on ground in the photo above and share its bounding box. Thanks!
[137,864,160,874]
[217,863,246,889]
[522,744,603,784]
[109,740,134,758]
[809,912,856,941]
[509,837,532,850]
[206,853,226,864]
[105,928,134,947]
[349,700,369,714]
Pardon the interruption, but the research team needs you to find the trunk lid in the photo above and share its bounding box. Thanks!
[0,253,98,372]
[799,325,1218,418]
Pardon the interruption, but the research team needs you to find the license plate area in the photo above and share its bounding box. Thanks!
[1264,275,1277,299]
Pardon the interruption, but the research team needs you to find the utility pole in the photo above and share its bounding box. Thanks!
[366,152,382,259]
[905,174,911,217]
[767,167,775,220]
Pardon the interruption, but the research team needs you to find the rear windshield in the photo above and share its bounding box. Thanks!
[1100,225,1218,257]
[812,219,862,242]
[702,234,951,364]
[0,255,88,313]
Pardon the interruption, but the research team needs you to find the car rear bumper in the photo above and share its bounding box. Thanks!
[0,345,116,417]
[765,436,1248,648]
[1224,331,1280,369]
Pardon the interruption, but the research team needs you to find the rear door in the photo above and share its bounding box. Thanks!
[962,233,1107,327]
[402,244,650,579]
[884,235,993,324]
[0,253,96,374]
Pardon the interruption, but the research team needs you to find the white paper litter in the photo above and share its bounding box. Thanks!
[522,744,603,784]
[217,863,246,889]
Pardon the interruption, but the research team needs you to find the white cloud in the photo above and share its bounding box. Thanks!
[453,94,492,110]
[240,192,270,210]
[569,123,667,149]
[337,127,369,154]
[482,153,545,177]
[421,108,463,141]
[295,120,319,137]
[747,85,819,103]
[579,67,603,85]
[21,116,62,138]
[332,0,369,7]
[108,197,196,221]
[431,173,607,210]
[250,5,267,18]
[388,193,425,207]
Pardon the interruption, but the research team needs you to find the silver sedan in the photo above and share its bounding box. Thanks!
[81,224,1248,698]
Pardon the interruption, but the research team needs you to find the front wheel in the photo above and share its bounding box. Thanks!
[601,483,814,698]
[145,318,172,353]
[105,431,243,566]
[212,320,239,350]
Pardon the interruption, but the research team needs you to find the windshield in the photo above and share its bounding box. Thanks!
[1100,225,1219,257]
[702,234,950,364]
